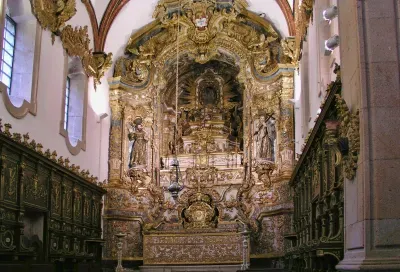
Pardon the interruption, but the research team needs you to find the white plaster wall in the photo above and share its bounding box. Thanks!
[294,0,341,151]
[0,2,109,182]
[247,0,290,37]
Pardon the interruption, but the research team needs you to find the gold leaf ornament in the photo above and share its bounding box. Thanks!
[82,52,113,88]
[30,0,77,43]
[60,25,90,57]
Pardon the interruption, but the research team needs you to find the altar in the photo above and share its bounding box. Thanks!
[140,191,250,269]
[142,231,247,266]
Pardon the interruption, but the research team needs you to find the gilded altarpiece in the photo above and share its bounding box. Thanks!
[104,0,296,266]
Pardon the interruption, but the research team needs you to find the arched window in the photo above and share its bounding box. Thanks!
[59,56,88,155]
[1,14,16,94]
[0,0,42,118]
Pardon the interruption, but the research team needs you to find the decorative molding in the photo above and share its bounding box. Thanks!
[276,0,296,36]
[29,0,113,86]
[82,51,113,88]
[294,0,314,60]
[60,25,91,58]
[335,94,360,180]
[97,0,130,51]
[0,23,42,119]
[83,0,294,51]
[81,0,130,51]
[81,0,99,49]
[60,25,113,88]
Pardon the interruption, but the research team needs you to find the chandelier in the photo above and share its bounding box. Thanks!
[168,1,184,199]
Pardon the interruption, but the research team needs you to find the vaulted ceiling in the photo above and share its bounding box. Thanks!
[81,0,295,52]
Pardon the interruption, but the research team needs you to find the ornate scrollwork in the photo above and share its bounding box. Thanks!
[182,192,218,229]
[294,0,315,61]
[60,26,113,88]
[25,174,48,200]
[255,162,276,188]
[281,37,296,64]
[82,52,113,88]
[30,0,77,43]
[113,0,287,89]
[60,25,90,58]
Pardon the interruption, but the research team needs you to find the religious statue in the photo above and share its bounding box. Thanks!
[129,123,148,168]
[254,115,276,161]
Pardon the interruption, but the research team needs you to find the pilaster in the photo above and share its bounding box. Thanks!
[336,0,400,271]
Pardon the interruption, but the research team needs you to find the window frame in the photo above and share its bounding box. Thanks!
[59,54,88,155]
[1,14,16,95]
[64,76,71,130]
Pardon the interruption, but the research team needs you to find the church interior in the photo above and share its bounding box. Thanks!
[0,0,399,271]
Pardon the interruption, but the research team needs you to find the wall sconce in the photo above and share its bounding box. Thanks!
[324,35,339,56]
[323,6,338,21]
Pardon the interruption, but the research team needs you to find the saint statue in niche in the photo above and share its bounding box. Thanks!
[254,115,276,161]
[129,120,148,168]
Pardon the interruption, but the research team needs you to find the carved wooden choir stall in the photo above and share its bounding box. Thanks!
[284,67,359,272]
[0,121,106,271]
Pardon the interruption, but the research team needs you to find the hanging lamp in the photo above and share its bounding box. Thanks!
[168,1,183,199]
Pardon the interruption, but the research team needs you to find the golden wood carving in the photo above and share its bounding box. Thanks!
[60,25,113,87]
[104,1,296,263]
[30,3,113,86]
[294,0,315,60]
[30,0,77,43]
[83,52,113,88]
[60,25,90,57]
[112,0,286,89]
[335,94,360,180]
[182,192,218,229]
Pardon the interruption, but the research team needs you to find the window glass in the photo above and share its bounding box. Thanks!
[64,77,71,130]
[1,15,16,94]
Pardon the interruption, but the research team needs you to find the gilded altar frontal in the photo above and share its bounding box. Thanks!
[1,0,397,271]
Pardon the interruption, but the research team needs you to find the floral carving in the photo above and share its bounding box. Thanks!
[30,0,77,43]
